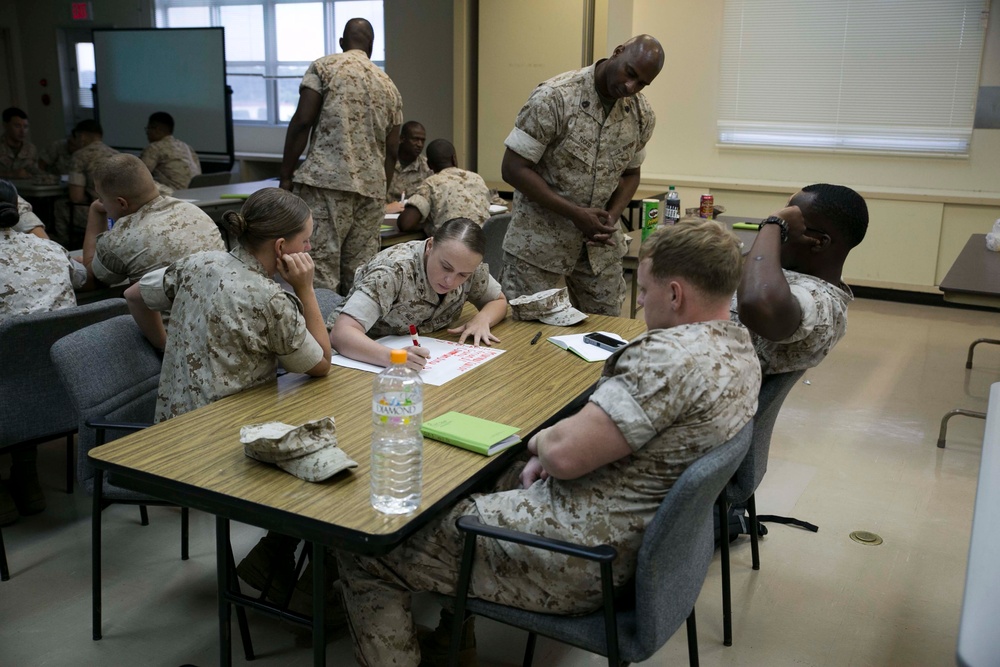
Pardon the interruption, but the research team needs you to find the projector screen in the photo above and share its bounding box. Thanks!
[93,28,231,160]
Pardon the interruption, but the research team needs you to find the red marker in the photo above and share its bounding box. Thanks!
[408,324,420,347]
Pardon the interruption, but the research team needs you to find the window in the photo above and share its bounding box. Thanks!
[718,0,988,156]
[76,42,96,108]
[154,0,384,125]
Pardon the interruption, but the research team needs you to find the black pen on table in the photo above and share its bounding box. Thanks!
[530,331,542,345]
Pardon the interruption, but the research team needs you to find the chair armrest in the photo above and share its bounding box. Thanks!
[456,515,617,563]
[85,420,152,433]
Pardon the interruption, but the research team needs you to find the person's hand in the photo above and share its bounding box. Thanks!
[276,251,315,291]
[772,204,814,246]
[385,201,405,214]
[573,207,617,246]
[520,455,549,489]
[448,320,500,347]
[89,199,107,216]
[278,178,294,192]
[403,345,430,370]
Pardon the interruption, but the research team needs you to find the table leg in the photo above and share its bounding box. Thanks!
[216,517,232,667]
[311,541,326,667]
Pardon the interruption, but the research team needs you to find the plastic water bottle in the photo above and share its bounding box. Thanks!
[370,349,423,514]
[665,186,681,224]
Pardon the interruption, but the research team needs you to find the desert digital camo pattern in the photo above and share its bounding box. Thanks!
[406,167,491,234]
[13,196,44,233]
[329,239,500,337]
[336,319,760,667]
[68,141,119,199]
[0,139,38,176]
[139,244,324,423]
[92,195,223,285]
[0,228,86,319]
[502,62,654,304]
[140,135,202,191]
[386,155,433,203]
[293,49,403,200]
[731,269,853,375]
[500,248,625,316]
[39,139,74,175]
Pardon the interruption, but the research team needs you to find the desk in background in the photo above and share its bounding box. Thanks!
[90,310,646,666]
[622,215,762,317]
[939,234,1000,309]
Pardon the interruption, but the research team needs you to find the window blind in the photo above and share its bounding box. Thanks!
[718,0,988,156]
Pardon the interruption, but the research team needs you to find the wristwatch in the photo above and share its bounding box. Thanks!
[761,216,789,244]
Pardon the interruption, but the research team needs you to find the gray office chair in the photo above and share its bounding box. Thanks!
[315,287,345,321]
[0,299,129,580]
[187,172,233,188]
[482,213,511,281]
[717,370,804,645]
[446,419,755,667]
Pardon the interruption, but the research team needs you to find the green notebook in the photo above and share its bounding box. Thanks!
[421,412,522,456]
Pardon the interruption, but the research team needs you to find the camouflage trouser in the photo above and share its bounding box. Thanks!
[294,184,382,295]
[336,464,602,667]
[500,247,626,317]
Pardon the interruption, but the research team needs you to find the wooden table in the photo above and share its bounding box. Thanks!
[89,310,645,666]
[939,234,1000,309]
[622,215,763,317]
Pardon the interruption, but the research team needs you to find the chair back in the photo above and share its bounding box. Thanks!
[186,172,233,188]
[50,315,162,493]
[315,287,345,321]
[482,213,511,281]
[632,419,754,658]
[0,299,129,448]
[726,370,805,504]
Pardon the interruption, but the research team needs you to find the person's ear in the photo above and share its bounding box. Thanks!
[274,237,286,258]
[670,280,683,310]
[809,231,832,253]
[116,196,129,212]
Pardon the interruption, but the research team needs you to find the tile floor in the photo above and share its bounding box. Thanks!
[0,298,995,666]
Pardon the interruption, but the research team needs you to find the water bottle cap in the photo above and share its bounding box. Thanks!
[390,349,408,364]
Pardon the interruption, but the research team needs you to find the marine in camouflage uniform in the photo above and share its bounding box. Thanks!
[730,270,852,375]
[501,40,661,317]
[0,139,38,178]
[38,138,75,176]
[1,227,86,319]
[13,196,45,235]
[326,239,502,335]
[68,140,119,201]
[404,167,492,235]
[140,135,202,191]
[387,154,432,204]
[287,29,403,296]
[336,320,760,666]
[91,195,223,286]
[138,244,325,423]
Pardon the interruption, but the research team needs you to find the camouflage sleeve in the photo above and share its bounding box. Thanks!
[67,256,87,289]
[91,233,129,285]
[13,211,44,233]
[407,180,432,219]
[588,339,692,452]
[139,144,159,172]
[776,283,821,345]
[626,99,656,170]
[466,264,503,310]
[138,266,174,312]
[67,153,86,187]
[504,87,563,164]
[300,62,324,95]
[266,291,325,373]
[338,263,405,332]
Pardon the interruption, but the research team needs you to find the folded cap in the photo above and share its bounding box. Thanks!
[509,287,588,326]
[240,416,357,483]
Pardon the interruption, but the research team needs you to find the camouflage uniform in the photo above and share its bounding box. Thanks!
[38,139,74,175]
[92,195,223,285]
[327,239,501,336]
[140,135,202,190]
[731,269,853,375]
[0,227,86,319]
[0,139,38,177]
[13,196,45,234]
[68,141,119,200]
[292,49,404,295]
[386,155,432,203]
[501,63,655,316]
[139,244,325,423]
[336,320,760,666]
[406,167,491,234]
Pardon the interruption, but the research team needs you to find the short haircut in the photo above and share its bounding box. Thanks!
[639,219,743,298]
[0,179,20,229]
[2,107,27,123]
[148,111,175,133]
[801,183,868,249]
[432,217,486,257]
[426,139,456,171]
[401,120,424,139]
[343,17,375,48]
[74,119,103,136]
[221,188,311,251]
[92,154,156,200]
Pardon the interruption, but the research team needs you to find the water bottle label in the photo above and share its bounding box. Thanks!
[373,394,422,425]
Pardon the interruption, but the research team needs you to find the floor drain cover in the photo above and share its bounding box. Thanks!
[849,530,883,545]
